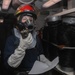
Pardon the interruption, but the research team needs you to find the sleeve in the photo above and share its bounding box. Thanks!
[3,36,25,69]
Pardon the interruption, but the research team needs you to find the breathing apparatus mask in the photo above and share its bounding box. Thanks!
[16,14,35,39]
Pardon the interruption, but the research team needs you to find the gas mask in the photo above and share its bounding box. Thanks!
[16,14,35,39]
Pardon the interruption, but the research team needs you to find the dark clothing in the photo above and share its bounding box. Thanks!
[3,33,43,72]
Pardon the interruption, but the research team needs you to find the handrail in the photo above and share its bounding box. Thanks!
[52,8,75,16]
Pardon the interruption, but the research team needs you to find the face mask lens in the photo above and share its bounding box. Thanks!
[17,22,26,31]
[25,17,33,25]
[17,15,34,31]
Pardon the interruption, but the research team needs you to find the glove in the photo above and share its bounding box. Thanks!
[39,54,51,66]
[18,33,34,50]
[14,28,36,50]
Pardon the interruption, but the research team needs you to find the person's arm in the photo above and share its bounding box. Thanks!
[3,35,25,69]
[4,33,34,68]
[7,45,25,68]
[3,36,16,69]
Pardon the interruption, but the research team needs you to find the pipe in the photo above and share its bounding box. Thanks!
[43,0,61,8]
[2,0,11,10]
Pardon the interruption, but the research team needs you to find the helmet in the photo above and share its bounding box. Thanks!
[15,4,37,20]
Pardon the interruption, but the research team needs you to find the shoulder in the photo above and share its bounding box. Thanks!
[6,35,15,45]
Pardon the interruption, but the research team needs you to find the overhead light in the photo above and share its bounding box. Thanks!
[43,0,61,8]
[2,0,11,10]
[0,18,4,23]
[19,0,34,4]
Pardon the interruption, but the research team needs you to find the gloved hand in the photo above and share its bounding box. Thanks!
[18,33,34,50]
